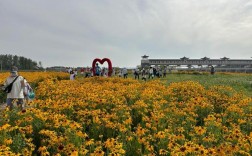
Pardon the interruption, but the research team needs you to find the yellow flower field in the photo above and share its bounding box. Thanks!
[0,73,252,155]
[0,72,69,85]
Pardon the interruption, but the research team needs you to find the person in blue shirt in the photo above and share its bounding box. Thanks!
[95,63,101,76]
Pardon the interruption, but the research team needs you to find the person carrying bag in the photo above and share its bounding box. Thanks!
[3,66,25,110]
[23,78,34,102]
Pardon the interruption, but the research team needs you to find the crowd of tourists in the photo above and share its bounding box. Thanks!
[67,64,172,81]
[132,66,171,81]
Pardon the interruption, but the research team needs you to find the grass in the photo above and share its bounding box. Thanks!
[88,72,252,97]
[123,72,252,97]
[159,73,252,97]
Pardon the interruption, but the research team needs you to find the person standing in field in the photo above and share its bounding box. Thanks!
[134,68,140,80]
[163,66,167,77]
[118,69,122,77]
[149,67,154,79]
[103,68,108,77]
[3,66,25,110]
[95,63,101,76]
[122,68,128,78]
[153,67,157,77]
[23,78,33,103]
[74,69,78,76]
[210,66,215,75]
[112,68,116,76]
[70,71,75,80]
[101,67,106,76]
[141,68,147,81]
[156,67,161,78]
[90,67,94,77]
[80,68,85,76]
[141,68,145,77]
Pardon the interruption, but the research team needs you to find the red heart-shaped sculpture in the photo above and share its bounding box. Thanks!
[92,58,113,76]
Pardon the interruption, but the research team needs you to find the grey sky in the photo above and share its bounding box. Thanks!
[1,0,252,67]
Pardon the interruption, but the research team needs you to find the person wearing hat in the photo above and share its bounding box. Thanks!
[3,66,25,110]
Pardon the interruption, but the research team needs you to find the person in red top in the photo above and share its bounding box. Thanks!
[80,68,85,75]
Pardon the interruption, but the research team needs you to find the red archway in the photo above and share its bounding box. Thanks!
[92,58,113,77]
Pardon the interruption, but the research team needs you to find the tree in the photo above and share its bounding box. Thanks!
[13,55,19,67]
[38,61,43,69]
[7,54,13,69]
[19,56,25,70]
[0,54,42,70]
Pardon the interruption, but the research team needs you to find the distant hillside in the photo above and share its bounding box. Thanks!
[0,54,43,71]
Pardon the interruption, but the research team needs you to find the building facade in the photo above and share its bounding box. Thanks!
[141,55,252,73]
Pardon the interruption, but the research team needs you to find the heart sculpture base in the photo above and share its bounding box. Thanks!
[92,58,113,77]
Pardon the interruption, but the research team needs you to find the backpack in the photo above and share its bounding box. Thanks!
[3,76,19,93]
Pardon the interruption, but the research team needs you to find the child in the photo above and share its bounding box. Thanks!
[23,78,33,104]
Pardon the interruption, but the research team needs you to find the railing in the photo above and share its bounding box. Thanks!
[175,68,252,73]
[147,59,252,66]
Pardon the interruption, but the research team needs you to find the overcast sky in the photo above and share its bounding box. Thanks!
[1,0,252,67]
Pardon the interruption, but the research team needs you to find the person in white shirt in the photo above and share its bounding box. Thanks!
[118,69,122,77]
[70,71,75,80]
[122,68,128,78]
[149,67,154,79]
[4,66,25,110]
[74,69,78,76]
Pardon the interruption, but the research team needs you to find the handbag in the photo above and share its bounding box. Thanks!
[3,76,19,93]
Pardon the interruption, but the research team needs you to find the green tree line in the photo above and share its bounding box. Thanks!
[0,54,43,71]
